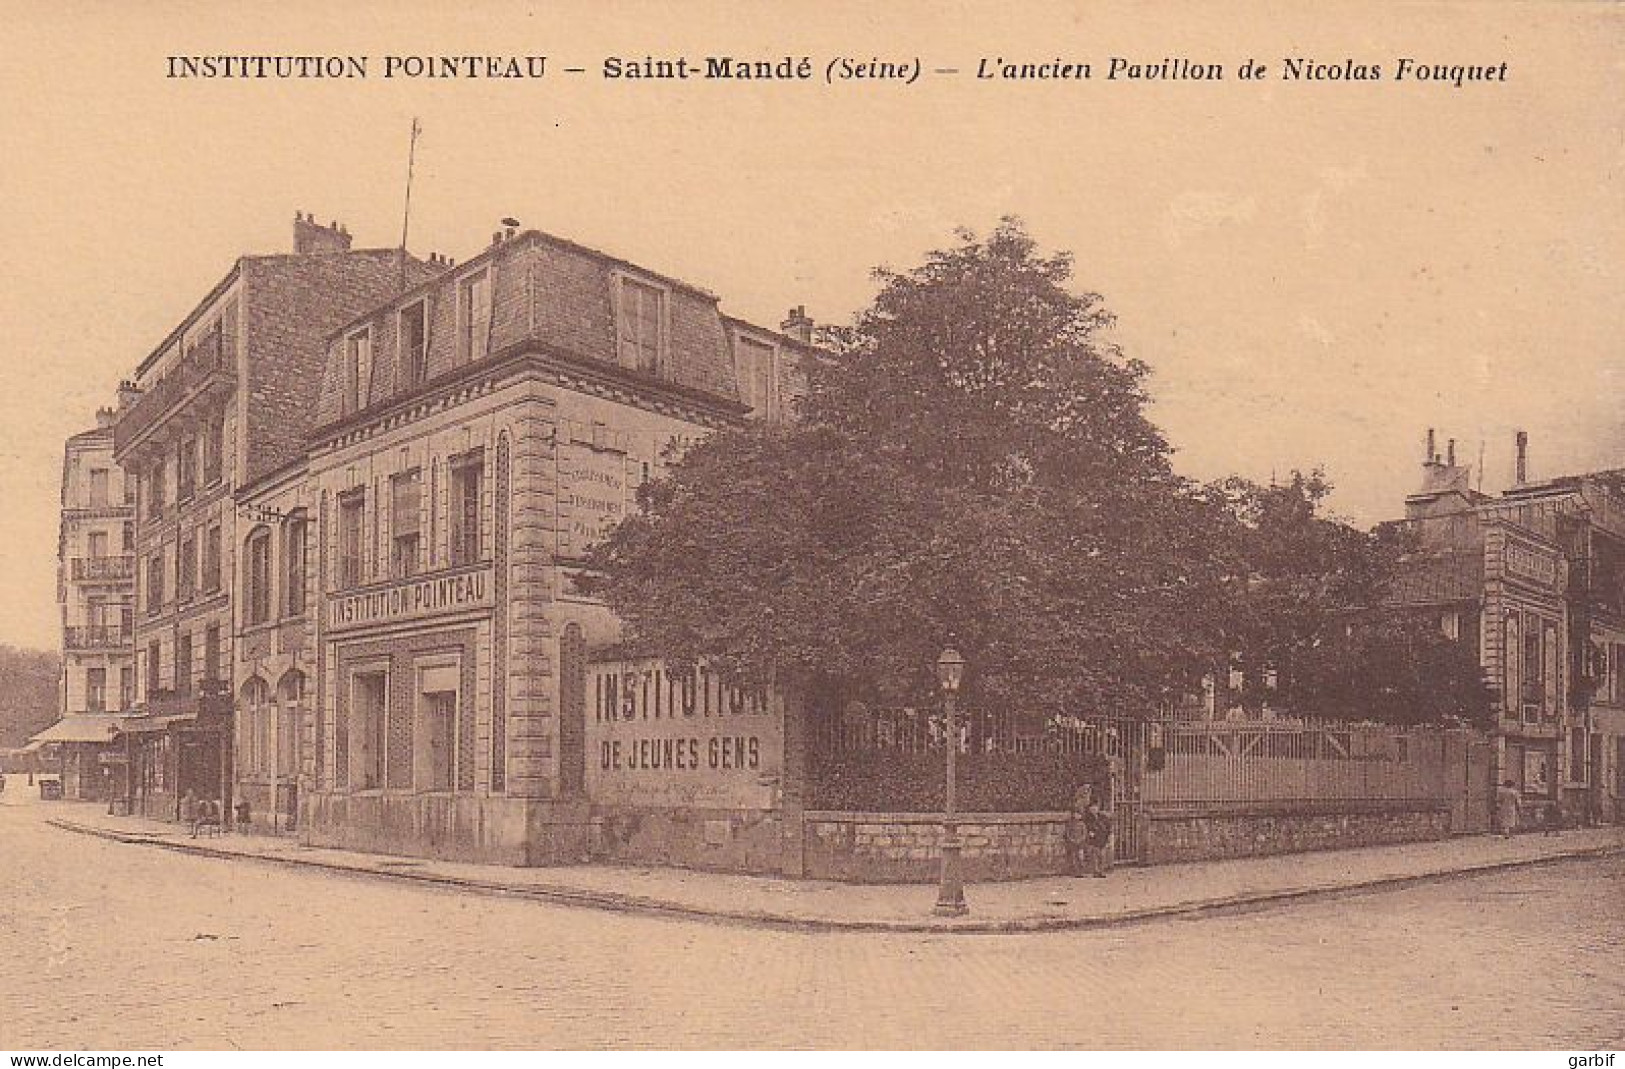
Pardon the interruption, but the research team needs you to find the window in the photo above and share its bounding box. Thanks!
[86,668,106,713]
[202,524,222,592]
[1440,611,1461,641]
[202,418,223,485]
[88,468,109,508]
[146,553,164,615]
[87,531,108,558]
[351,670,388,790]
[616,277,663,372]
[400,301,428,388]
[175,633,192,696]
[146,641,160,697]
[177,532,197,601]
[121,522,134,552]
[1522,618,1544,709]
[277,673,304,780]
[239,679,268,777]
[343,328,373,415]
[1569,728,1587,784]
[459,270,492,364]
[245,528,272,626]
[176,437,196,502]
[338,490,366,588]
[449,449,483,567]
[146,460,166,519]
[416,664,459,792]
[736,336,778,419]
[283,513,307,617]
[204,623,221,683]
[119,666,134,709]
[391,470,422,578]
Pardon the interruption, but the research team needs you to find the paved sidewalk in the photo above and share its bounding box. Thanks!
[42,801,1623,933]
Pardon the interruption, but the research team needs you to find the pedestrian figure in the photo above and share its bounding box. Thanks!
[1495,779,1520,837]
[1082,796,1114,878]
[1068,785,1093,876]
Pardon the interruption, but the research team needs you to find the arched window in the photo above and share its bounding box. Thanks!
[244,526,272,626]
[282,511,308,618]
[276,670,305,780]
[238,677,269,777]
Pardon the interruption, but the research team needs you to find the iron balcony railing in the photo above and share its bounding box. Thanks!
[71,555,135,582]
[113,329,234,455]
[64,624,131,650]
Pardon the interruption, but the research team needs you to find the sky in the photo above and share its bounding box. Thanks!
[0,0,1619,651]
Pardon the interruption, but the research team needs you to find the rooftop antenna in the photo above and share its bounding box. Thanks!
[1477,438,1485,493]
[398,117,421,291]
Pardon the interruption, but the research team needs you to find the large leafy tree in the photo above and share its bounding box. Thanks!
[584,219,1234,714]
[1216,472,1492,725]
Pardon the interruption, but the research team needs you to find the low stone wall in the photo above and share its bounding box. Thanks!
[589,806,785,874]
[801,810,1071,883]
[1143,801,1451,865]
[301,791,591,866]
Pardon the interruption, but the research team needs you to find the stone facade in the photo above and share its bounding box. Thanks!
[1143,802,1452,865]
[294,227,816,866]
[802,811,1073,882]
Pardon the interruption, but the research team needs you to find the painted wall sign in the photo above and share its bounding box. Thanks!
[556,444,629,557]
[1505,539,1559,586]
[328,566,494,632]
[585,659,783,809]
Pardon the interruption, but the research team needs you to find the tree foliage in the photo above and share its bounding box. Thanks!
[586,219,1233,713]
[586,219,1489,726]
[0,645,61,748]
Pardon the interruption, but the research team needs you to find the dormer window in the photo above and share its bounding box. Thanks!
[736,335,778,420]
[459,270,492,364]
[343,327,373,415]
[400,300,429,388]
[616,276,664,374]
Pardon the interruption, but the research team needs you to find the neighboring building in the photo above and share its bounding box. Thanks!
[1389,430,1623,824]
[289,224,814,864]
[47,409,136,800]
[110,213,440,823]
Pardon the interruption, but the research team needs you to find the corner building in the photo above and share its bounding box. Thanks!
[112,215,439,823]
[300,227,811,864]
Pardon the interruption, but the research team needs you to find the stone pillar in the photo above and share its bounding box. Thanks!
[503,406,560,798]
[777,678,812,877]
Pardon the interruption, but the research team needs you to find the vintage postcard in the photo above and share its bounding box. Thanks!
[0,0,1620,1056]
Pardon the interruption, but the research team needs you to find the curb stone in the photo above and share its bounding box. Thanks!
[44,817,1623,936]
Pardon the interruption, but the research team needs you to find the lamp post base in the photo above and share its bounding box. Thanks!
[932,831,968,916]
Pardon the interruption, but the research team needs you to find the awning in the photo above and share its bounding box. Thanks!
[28,714,132,745]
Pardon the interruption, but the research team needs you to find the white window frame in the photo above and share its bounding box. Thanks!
[611,271,669,375]
[398,299,430,389]
[458,269,493,365]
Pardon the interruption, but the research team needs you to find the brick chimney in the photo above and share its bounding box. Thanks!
[95,407,117,429]
[116,379,142,410]
[780,305,814,344]
[1515,430,1529,484]
[293,210,353,255]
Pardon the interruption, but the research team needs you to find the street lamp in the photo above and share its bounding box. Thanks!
[933,647,968,917]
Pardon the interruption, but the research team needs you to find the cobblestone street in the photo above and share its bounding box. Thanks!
[2,780,1621,1050]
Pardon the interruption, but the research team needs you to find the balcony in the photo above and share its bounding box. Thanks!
[64,625,132,651]
[71,555,135,583]
[144,679,232,719]
[113,329,235,459]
